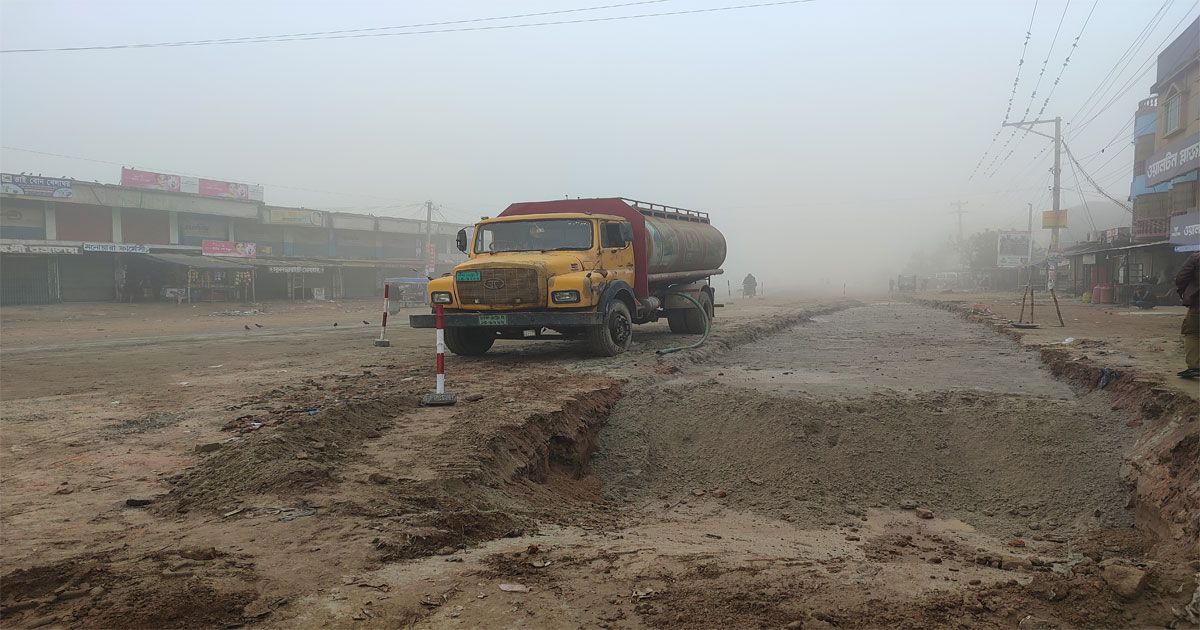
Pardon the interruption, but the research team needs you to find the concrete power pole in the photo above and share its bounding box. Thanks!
[950,201,968,246]
[1002,116,1063,288]
[424,200,436,278]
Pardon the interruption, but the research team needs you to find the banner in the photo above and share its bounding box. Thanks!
[121,167,264,201]
[201,239,257,258]
[1,173,73,198]
[269,208,324,226]
[996,231,1031,268]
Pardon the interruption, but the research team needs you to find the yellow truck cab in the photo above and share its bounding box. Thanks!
[410,198,726,356]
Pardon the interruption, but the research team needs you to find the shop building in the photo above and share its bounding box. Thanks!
[1072,17,1200,304]
[0,171,467,305]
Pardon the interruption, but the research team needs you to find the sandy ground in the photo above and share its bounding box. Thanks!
[1,296,1196,628]
[913,290,1198,399]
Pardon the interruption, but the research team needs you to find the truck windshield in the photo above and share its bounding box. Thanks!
[475,219,594,253]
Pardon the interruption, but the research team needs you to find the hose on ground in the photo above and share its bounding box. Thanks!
[655,293,710,355]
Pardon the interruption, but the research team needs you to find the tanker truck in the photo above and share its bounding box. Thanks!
[409,197,726,356]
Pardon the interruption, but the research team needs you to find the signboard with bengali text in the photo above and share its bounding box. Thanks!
[1,173,72,198]
[1144,132,1199,186]
[201,240,257,257]
[82,242,150,254]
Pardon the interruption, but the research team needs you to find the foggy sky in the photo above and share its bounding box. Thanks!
[1,0,1191,288]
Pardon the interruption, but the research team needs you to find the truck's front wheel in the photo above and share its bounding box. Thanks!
[588,301,633,356]
[444,328,495,356]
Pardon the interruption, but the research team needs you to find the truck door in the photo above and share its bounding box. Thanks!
[600,221,636,288]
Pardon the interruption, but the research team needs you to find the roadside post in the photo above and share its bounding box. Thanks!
[420,305,457,406]
[374,284,392,347]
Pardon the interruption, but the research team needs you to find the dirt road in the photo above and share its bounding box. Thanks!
[2,299,1196,628]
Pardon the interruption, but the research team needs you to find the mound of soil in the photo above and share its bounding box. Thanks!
[0,547,258,628]
[160,385,424,512]
[596,383,1135,535]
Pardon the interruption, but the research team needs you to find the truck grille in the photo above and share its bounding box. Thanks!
[456,268,541,306]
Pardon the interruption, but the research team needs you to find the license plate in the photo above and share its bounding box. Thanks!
[456,270,481,281]
[478,314,507,326]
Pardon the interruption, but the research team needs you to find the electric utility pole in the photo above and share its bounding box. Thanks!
[1002,116,1062,289]
[424,200,435,278]
[950,201,969,246]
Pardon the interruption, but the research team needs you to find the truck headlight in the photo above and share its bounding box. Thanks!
[552,290,580,304]
[431,292,453,304]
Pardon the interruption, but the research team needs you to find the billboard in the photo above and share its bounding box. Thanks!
[120,168,264,201]
[201,240,257,258]
[1,173,73,198]
[1041,209,1068,229]
[269,208,324,226]
[996,230,1031,268]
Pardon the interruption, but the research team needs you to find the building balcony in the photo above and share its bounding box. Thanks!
[1133,216,1170,242]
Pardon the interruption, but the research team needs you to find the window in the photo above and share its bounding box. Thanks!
[1163,91,1182,135]
[601,222,625,248]
[474,219,593,253]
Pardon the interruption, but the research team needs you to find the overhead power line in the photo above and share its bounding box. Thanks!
[1068,2,1199,137]
[981,0,1075,177]
[0,0,817,54]
[967,0,1040,182]
[1063,142,1133,211]
[986,0,1099,178]
[1066,0,1175,134]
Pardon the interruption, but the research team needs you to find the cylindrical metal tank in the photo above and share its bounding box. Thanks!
[643,216,727,276]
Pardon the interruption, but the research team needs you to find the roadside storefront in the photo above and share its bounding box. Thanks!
[140,253,254,303]
[234,259,332,300]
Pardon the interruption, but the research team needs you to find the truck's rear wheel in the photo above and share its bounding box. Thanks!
[668,291,713,334]
[588,301,633,356]
[444,328,495,356]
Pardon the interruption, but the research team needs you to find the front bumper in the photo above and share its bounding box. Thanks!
[410,310,603,328]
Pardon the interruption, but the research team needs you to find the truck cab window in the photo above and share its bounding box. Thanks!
[601,222,627,248]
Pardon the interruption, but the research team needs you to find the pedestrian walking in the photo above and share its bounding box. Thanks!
[1174,252,1200,379]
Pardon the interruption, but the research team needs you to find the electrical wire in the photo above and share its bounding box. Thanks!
[1063,142,1133,211]
[967,0,1040,182]
[982,0,1075,177]
[1065,0,1174,134]
[1068,3,1198,138]
[986,0,1101,178]
[1066,149,1098,230]
[1,0,817,54]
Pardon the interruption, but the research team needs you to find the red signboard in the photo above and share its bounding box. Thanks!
[120,167,263,201]
[121,168,182,192]
[201,239,257,258]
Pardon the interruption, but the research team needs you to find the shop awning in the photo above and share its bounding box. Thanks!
[142,253,252,269]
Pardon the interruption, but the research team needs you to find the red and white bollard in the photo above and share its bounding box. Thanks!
[435,305,446,393]
[421,304,456,406]
[374,284,391,347]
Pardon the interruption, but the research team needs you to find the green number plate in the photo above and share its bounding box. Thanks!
[455,270,481,281]
[478,314,507,326]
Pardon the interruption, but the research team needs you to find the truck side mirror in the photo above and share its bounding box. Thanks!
[619,222,634,245]
[455,228,468,253]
